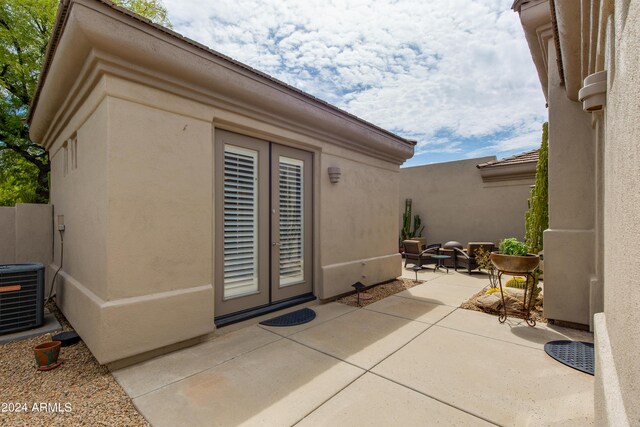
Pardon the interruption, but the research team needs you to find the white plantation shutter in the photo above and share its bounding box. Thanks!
[223,145,258,298]
[279,157,304,286]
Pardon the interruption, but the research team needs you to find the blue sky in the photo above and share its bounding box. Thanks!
[162,0,547,167]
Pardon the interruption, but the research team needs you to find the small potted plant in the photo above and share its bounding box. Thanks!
[490,238,539,274]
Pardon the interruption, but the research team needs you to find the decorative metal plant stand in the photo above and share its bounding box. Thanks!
[496,269,537,327]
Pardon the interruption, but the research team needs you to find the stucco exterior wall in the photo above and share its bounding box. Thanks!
[597,1,640,423]
[0,207,17,264]
[543,39,596,327]
[515,0,639,423]
[46,74,403,363]
[399,158,533,246]
[320,148,401,298]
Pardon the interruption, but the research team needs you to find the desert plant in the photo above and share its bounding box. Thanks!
[525,122,549,254]
[400,199,425,241]
[413,214,424,237]
[505,277,527,289]
[499,238,529,256]
[474,245,498,288]
[401,199,412,241]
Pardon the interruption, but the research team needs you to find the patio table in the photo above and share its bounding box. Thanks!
[429,255,451,273]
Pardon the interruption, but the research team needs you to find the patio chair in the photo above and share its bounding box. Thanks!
[402,240,441,268]
[453,242,495,274]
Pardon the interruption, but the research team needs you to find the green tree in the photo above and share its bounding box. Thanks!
[525,122,549,254]
[0,0,171,206]
[113,0,172,28]
[0,149,38,205]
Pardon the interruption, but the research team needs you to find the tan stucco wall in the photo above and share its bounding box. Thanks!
[516,0,639,423]
[596,1,640,423]
[48,79,216,364]
[320,148,401,298]
[399,158,533,246]
[543,38,596,327]
[0,207,16,264]
[0,204,52,291]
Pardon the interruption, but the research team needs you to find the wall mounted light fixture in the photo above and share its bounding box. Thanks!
[579,70,607,112]
[328,166,341,184]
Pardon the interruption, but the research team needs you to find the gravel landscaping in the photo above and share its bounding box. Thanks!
[460,287,547,324]
[0,304,148,427]
[336,278,422,307]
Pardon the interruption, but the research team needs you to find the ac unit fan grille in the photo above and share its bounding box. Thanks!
[0,264,44,334]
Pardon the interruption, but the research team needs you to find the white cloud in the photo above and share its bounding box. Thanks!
[163,0,547,160]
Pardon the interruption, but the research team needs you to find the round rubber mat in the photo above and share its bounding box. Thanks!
[544,340,594,375]
[259,308,316,327]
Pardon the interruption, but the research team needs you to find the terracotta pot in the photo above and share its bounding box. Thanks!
[33,341,61,369]
[490,252,540,274]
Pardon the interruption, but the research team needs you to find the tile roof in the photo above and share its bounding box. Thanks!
[476,149,539,169]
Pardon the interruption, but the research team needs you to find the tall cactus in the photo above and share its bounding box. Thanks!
[413,214,424,237]
[401,199,412,241]
[525,122,548,254]
[400,199,425,240]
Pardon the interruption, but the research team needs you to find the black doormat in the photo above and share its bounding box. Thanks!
[544,340,594,375]
[260,308,316,327]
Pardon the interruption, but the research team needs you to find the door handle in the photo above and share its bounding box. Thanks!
[272,242,280,246]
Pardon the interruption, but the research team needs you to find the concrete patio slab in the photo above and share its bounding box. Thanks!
[400,266,442,282]
[428,271,492,289]
[289,308,430,369]
[258,301,357,337]
[364,295,456,324]
[133,338,364,427]
[395,281,477,307]
[113,326,281,398]
[297,372,493,426]
[372,325,594,426]
[437,308,594,350]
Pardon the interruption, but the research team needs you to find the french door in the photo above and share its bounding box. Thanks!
[215,130,313,317]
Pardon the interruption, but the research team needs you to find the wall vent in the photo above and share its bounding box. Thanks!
[0,263,45,334]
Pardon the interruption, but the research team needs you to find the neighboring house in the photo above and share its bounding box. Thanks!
[513,0,639,424]
[399,150,538,247]
[28,0,414,364]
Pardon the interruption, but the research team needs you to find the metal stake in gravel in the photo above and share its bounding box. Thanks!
[352,282,366,306]
[412,265,422,281]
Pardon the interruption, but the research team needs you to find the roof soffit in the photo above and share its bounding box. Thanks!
[514,0,554,101]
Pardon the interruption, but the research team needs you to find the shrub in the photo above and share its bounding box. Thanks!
[499,238,529,256]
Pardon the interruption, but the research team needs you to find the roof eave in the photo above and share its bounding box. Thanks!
[29,0,414,162]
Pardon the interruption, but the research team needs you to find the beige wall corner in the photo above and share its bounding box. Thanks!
[320,254,401,300]
[542,33,596,328]
[594,313,631,426]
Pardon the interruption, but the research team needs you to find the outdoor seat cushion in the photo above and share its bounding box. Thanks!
[466,242,495,258]
[402,240,423,255]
